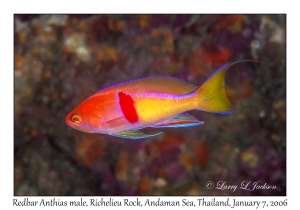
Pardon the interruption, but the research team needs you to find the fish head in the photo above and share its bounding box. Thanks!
[65,100,107,134]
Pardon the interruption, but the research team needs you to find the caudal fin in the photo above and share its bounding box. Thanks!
[195,60,259,114]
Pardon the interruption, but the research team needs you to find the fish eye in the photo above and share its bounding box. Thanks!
[71,114,81,124]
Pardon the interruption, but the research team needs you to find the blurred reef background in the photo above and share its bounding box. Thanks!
[14,14,286,196]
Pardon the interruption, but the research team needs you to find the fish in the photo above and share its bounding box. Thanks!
[65,60,257,139]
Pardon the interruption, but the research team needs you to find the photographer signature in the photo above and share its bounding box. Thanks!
[206,181,277,193]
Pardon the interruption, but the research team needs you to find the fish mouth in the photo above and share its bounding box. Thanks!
[65,114,80,129]
[65,114,73,126]
[65,114,99,133]
[65,118,73,127]
[65,118,84,132]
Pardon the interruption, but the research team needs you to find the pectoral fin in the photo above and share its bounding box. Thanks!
[105,117,128,128]
[152,113,204,128]
[110,129,162,140]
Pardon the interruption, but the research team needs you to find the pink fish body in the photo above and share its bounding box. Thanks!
[65,61,254,139]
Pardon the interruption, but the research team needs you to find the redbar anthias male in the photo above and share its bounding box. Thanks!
[66,60,257,139]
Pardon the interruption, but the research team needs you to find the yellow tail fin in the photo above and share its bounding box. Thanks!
[195,60,259,114]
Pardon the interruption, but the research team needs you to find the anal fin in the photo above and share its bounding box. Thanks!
[110,129,162,140]
[152,113,204,128]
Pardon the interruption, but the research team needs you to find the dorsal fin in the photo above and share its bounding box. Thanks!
[96,76,198,95]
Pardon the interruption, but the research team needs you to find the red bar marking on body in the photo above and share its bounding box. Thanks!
[118,92,138,123]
